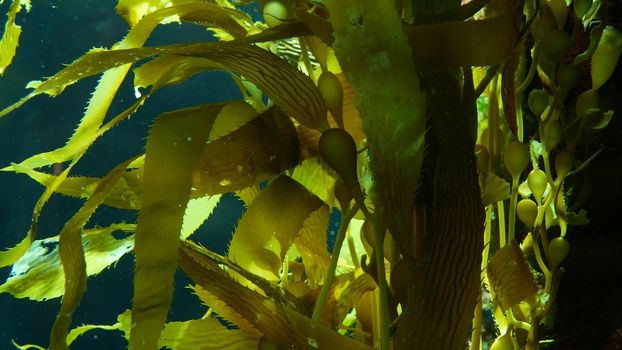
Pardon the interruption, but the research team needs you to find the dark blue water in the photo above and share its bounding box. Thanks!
[0,1,250,348]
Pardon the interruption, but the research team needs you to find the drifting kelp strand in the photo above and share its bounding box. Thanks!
[130,103,227,350]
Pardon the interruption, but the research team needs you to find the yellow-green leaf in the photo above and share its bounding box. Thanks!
[293,205,331,287]
[0,224,135,301]
[181,195,221,240]
[0,0,30,75]
[480,171,511,206]
[191,285,261,334]
[192,107,300,195]
[130,102,227,350]
[50,157,139,350]
[290,158,337,207]
[228,176,324,282]
[160,317,260,350]
[179,242,373,350]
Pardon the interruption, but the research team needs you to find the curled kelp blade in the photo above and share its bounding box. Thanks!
[2,42,327,131]
[486,242,538,311]
[49,156,139,350]
[290,157,338,207]
[0,224,135,301]
[227,175,324,282]
[178,242,373,350]
[192,106,300,195]
[293,205,331,287]
[116,0,251,36]
[131,102,227,350]
[321,269,376,328]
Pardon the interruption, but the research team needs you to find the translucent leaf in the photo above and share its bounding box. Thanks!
[487,243,537,311]
[191,285,261,334]
[178,242,373,350]
[293,205,331,287]
[181,195,221,240]
[192,107,299,195]
[50,156,140,349]
[131,103,227,350]
[159,317,260,350]
[530,139,543,169]
[480,171,511,206]
[0,0,30,75]
[227,176,324,282]
[0,224,135,301]
[338,218,366,271]
[7,164,143,210]
[290,158,337,207]
[322,270,376,327]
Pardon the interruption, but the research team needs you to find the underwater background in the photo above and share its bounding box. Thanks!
[0,1,621,349]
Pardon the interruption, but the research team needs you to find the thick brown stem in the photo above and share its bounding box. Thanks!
[394,69,484,350]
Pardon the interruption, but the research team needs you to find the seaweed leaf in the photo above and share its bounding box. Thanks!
[64,308,260,350]
[191,284,262,334]
[178,241,374,350]
[0,224,135,301]
[181,195,221,240]
[130,102,227,349]
[0,0,30,75]
[290,157,338,207]
[227,175,324,282]
[192,106,300,195]
[158,317,261,350]
[50,156,140,350]
[293,205,331,287]
[322,269,376,327]
[0,2,225,269]
[405,11,519,69]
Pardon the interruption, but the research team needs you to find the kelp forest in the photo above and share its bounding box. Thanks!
[0,0,621,349]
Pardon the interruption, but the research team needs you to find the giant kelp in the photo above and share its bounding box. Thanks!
[0,0,620,349]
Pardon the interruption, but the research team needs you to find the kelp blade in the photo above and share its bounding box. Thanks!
[50,157,138,350]
[179,242,374,350]
[193,106,299,195]
[131,103,226,350]
[227,175,324,282]
[0,2,216,269]
[0,224,135,301]
[0,0,30,75]
[487,243,538,311]
[405,12,519,69]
